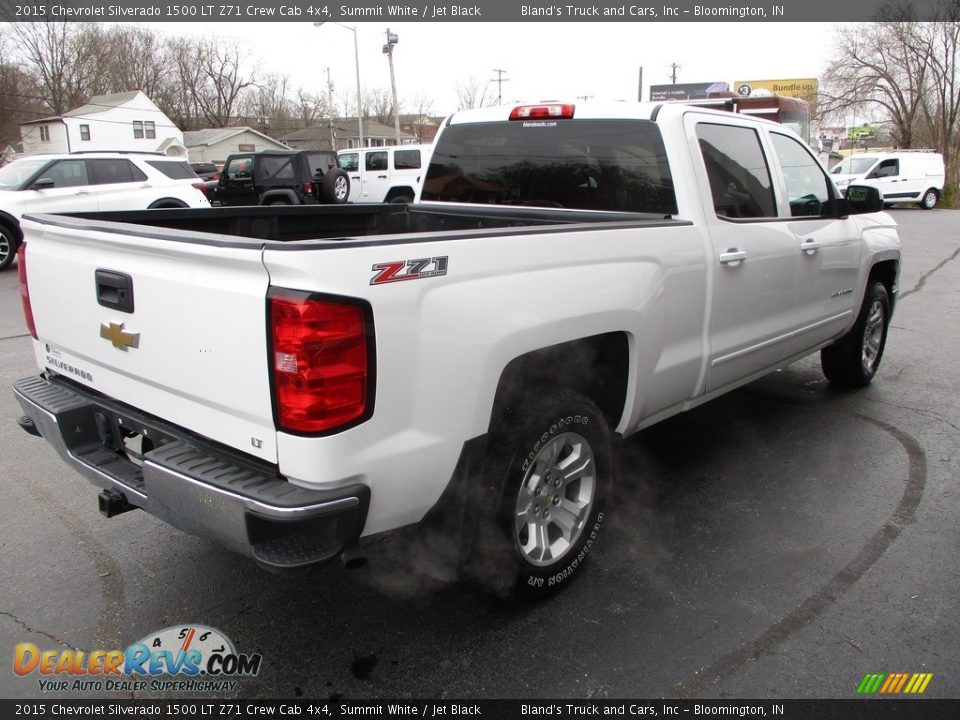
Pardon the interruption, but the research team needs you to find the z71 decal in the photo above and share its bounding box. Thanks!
[370,256,449,285]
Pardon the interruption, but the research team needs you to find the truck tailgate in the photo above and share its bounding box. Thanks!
[22,217,278,463]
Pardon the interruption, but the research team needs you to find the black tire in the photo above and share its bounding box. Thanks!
[388,193,414,204]
[920,188,939,209]
[821,281,890,388]
[461,389,612,600]
[0,222,19,272]
[321,169,350,204]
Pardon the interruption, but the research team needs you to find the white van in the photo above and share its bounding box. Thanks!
[337,145,432,204]
[830,150,944,209]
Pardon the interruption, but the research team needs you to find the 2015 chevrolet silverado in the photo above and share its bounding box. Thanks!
[13,102,900,598]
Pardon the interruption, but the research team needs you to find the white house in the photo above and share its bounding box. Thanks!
[19,91,187,157]
[183,127,288,163]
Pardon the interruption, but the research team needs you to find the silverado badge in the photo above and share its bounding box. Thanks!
[100,322,140,351]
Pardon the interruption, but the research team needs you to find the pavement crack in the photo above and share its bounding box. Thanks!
[864,397,960,434]
[0,611,78,650]
[671,416,927,697]
[899,244,960,300]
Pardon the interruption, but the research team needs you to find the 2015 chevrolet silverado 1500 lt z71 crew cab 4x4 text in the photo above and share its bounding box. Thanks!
[14,102,900,599]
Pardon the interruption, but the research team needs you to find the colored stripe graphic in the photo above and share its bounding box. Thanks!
[857,674,885,694]
[858,672,933,694]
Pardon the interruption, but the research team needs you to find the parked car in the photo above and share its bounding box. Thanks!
[830,150,945,209]
[209,150,349,206]
[337,144,431,204]
[0,152,210,271]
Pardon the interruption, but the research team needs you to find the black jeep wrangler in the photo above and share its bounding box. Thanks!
[210,150,350,206]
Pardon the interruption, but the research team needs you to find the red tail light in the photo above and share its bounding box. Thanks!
[509,104,575,120]
[17,244,37,339]
[269,289,373,434]
[302,182,314,196]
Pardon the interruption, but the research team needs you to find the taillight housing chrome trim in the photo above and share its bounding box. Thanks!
[267,288,376,436]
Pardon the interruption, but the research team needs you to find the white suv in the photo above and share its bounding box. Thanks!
[337,145,432,204]
[0,152,210,270]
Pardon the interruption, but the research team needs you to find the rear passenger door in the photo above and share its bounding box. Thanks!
[689,118,803,393]
[87,159,149,210]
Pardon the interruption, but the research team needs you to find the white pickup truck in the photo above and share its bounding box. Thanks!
[14,102,900,599]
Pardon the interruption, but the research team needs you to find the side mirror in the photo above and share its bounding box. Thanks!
[843,184,885,214]
[30,178,55,190]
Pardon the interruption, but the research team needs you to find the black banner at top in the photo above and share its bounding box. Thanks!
[0,0,956,23]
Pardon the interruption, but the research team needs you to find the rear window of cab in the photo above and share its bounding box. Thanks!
[422,119,677,215]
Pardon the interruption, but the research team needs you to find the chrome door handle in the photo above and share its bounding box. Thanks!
[719,249,747,265]
[801,239,823,255]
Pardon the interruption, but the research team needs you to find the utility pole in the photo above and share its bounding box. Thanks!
[669,62,681,84]
[326,67,336,151]
[383,28,401,144]
[490,68,509,105]
[638,66,643,101]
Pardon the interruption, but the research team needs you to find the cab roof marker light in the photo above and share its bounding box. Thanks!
[509,104,576,121]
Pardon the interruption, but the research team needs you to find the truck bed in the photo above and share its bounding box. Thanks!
[29,202,684,246]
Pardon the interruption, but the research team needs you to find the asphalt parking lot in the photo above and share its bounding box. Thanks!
[0,208,957,701]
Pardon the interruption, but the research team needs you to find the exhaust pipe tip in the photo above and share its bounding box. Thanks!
[341,545,368,571]
[17,415,40,437]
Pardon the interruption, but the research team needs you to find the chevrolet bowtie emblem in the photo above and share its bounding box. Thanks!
[100,322,140,351]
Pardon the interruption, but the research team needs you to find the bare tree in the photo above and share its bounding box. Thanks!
[102,26,172,99]
[240,73,296,135]
[366,88,395,125]
[820,3,960,202]
[916,12,960,186]
[455,76,489,111]
[12,22,110,114]
[404,93,437,142]
[820,21,929,148]
[293,89,326,128]
[0,29,45,150]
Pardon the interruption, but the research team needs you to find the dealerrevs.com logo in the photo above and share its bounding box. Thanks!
[14,624,262,693]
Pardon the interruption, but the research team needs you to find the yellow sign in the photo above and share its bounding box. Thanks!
[734,78,818,103]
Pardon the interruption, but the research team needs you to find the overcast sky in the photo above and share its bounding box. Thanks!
[143,21,840,117]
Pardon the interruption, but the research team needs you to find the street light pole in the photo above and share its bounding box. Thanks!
[383,28,401,145]
[315,22,364,148]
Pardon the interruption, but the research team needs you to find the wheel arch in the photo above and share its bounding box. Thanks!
[489,332,630,434]
[257,189,300,205]
[384,186,416,203]
[147,198,189,209]
[0,211,23,241]
[869,257,899,300]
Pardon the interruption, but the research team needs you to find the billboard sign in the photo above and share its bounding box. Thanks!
[734,78,819,103]
[650,82,729,101]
